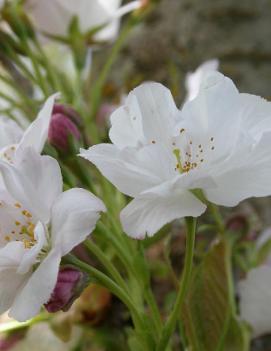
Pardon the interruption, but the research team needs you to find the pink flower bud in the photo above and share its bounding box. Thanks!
[45,267,88,313]
[48,113,81,151]
[52,104,82,127]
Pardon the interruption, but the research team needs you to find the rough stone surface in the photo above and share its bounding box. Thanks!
[118,0,271,100]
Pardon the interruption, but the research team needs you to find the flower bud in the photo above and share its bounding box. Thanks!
[45,267,88,313]
[48,104,81,151]
[52,104,82,127]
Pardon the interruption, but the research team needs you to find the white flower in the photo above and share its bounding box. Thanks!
[0,148,105,321]
[185,59,219,102]
[80,72,271,238]
[25,0,141,42]
[0,94,57,165]
[239,265,271,338]
[238,228,271,337]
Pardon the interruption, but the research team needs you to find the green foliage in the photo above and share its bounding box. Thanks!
[183,239,250,351]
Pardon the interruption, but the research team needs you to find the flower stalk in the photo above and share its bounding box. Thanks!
[156,217,197,351]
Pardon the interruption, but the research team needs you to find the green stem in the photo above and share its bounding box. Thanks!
[32,37,62,92]
[97,221,162,336]
[156,217,197,351]
[0,313,50,333]
[209,202,225,234]
[66,254,153,349]
[0,74,36,110]
[145,285,163,333]
[21,40,50,95]
[84,239,127,292]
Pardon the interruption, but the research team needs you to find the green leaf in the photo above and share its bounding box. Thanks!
[182,240,249,351]
[223,315,250,351]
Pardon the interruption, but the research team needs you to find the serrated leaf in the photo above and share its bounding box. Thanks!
[182,239,248,351]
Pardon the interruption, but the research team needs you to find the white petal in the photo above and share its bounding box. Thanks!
[51,188,106,256]
[205,132,271,206]
[0,241,25,270]
[26,0,121,42]
[109,105,144,148]
[179,72,241,161]
[80,143,176,197]
[120,178,206,238]
[17,222,47,274]
[239,265,271,338]
[0,117,23,149]
[109,82,179,148]
[0,149,62,223]
[239,93,271,142]
[185,59,219,102]
[0,269,30,315]
[9,249,61,322]
[16,94,58,160]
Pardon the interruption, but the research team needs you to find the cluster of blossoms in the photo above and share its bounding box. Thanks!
[0,96,105,322]
[1,0,271,348]
[0,56,271,338]
[82,71,271,238]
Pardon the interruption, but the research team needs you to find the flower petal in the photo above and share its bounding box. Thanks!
[178,72,241,161]
[239,93,271,142]
[51,188,106,256]
[239,265,271,338]
[16,94,58,160]
[0,269,29,315]
[109,82,179,148]
[26,0,121,42]
[109,105,144,149]
[185,59,219,102]
[205,132,271,206]
[0,241,25,271]
[17,222,47,275]
[120,178,206,238]
[9,249,61,322]
[80,143,176,197]
[0,149,62,223]
[0,117,23,149]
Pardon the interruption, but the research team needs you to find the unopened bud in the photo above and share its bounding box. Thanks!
[45,267,88,313]
[52,104,82,127]
[48,106,81,151]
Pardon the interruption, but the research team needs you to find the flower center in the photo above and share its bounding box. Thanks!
[173,129,215,173]
[2,201,37,249]
[0,144,17,163]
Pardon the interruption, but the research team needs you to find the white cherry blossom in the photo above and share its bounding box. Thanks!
[81,72,271,238]
[239,228,271,337]
[0,148,105,321]
[25,0,141,42]
[0,94,57,165]
[239,265,271,338]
